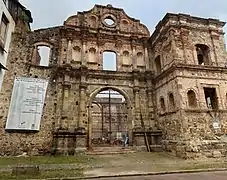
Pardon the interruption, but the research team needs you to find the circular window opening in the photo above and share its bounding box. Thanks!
[104,18,115,26]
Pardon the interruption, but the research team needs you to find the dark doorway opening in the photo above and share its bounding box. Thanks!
[196,44,210,65]
[204,87,218,109]
[91,89,128,147]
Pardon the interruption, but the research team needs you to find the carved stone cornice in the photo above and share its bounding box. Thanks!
[115,39,123,48]
[97,37,105,46]
[145,70,154,80]
[63,81,71,87]
[133,87,140,93]
[80,82,88,89]
[79,65,88,76]
[64,64,73,72]
[132,69,140,78]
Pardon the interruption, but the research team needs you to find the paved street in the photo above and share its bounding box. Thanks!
[86,171,227,180]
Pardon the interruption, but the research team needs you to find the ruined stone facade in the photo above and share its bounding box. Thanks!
[0,4,227,158]
[0,0,32,95]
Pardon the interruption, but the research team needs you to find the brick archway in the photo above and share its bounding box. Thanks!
[87,86,134,149]
[88,86,132,107]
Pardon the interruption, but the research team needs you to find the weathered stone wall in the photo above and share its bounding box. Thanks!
[177,17,226,66]
[150,13,227,158]
[178,68,227,110]
[153,71,182,153]
[1,6,227,158]
[0,29,59,155]
[176,68,227,157]
[0,5,153,155]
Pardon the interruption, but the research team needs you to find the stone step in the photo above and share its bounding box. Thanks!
[87,146,136,155]
[150,145,163,152]
[91,146,132,151]
[132,145,163,152]
[87,150,136,155]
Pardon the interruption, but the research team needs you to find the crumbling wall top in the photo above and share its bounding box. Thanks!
[64,4,150,37]
[150,13,226,45]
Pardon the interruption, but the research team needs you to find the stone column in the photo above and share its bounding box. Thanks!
[169,29,177,61]
[96,43,100,70]
[115,39,123,71]
[132,70,141,128]
[79,84,87,128]
[147,91,153,109]
[144,47,149,70]
[62,86,69,115]
[180,28,188,64]
[56,82,63,130]
[87,102,92,150]
[131,42,137,70]
[146,79,153,109]
[127,104,134,146]
[97,39,105,70]
[81,41,87,66]
[78,65,88,129]
[66,39,72,64]
[134,89,140,109]
[210,31,219,66]
[134,86,141,128]
[147,79,155,128]
[61,74,71,129]
[32,46,38,64]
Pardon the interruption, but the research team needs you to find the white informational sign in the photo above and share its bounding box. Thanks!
[5,77,48,131]
[213,121,220,129]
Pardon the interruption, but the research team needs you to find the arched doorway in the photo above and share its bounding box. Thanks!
[88,87,132,148]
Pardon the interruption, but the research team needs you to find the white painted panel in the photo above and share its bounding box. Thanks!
[5,77,48,131]
[0,1,15,92]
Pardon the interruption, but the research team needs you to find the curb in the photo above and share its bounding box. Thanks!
[35,168,227,180]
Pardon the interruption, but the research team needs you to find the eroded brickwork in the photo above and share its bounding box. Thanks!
[0,5,227,158]
[151,14,227,158]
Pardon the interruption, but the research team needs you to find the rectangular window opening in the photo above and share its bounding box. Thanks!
[204,87,218,110]
[37,46,51,66]
[103,51,116,71]
[0,13,9,50]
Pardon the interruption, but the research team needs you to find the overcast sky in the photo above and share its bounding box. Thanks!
[20,0,227,40]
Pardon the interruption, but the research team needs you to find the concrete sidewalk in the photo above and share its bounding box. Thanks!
[79,171,227,180]
[1,152,227,179]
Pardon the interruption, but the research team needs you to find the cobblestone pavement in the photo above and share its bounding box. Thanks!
[84,171,227,180]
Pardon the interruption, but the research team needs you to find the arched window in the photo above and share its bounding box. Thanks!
[169,93,175,110]
[103,51,117,71]
[122,20,129,25]
[89,16,97,28]
[88,48,96,62]
[160,97,166,112]
[195,44,210,65]
[137,52,144,66]
[187,90,197,108]
[72,46,81,62]
[122,51,130,65]
[36,45,51,66]
[155,55,161,73]
[121,19,129,31]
